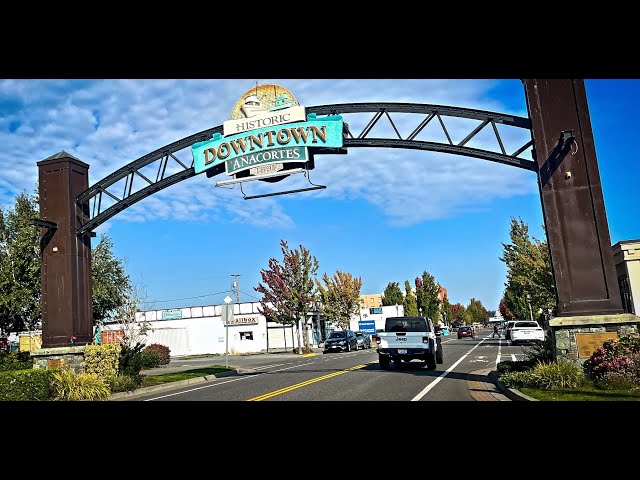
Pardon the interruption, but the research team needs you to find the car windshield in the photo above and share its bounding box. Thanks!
[355,332,363,337]
[328,332,346,339]
[385,317,430,332]
[460,327,471,331]
[514,321,539,328]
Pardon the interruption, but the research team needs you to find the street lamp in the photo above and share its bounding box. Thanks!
[526,294,534,322]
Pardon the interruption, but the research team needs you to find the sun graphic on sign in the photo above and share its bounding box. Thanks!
[230,84,300,120]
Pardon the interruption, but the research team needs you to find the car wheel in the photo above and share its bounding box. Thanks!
[425,351,437,370]
[379,354,390,370]
[425,340,437,369]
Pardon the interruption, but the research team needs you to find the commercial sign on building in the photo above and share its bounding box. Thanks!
[161,309,182,320]
[225,315,259,326]
[191,84,344,177]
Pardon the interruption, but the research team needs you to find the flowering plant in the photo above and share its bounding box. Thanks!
[583,334,640,380]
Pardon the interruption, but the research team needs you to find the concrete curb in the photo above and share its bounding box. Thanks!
[108,369,240,400]
[489,371,539,401]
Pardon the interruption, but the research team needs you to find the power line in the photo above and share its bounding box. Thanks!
[139,290,233,305]
[239,290,260,301]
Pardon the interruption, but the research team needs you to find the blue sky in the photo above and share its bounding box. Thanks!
[1,79,638,313]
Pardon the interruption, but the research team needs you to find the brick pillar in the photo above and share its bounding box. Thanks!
[523,79,623,316]
[37,151,93,347]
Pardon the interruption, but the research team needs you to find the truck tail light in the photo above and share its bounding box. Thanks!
[373,335,380,343]
[422,336,430,344]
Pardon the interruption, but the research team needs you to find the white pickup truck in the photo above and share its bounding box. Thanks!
[372,316,444,370]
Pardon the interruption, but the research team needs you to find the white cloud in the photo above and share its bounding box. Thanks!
[0,79,533,225]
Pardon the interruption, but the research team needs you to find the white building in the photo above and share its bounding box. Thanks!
[101,301,404,357]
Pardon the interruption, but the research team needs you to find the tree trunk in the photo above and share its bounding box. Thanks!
[301,315,311,352]
[296,318,304,354]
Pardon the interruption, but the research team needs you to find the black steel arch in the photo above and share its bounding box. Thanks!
[75,102,534,236]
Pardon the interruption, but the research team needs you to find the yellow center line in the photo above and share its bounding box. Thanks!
[247,364,368,401]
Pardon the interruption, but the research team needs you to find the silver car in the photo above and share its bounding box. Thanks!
[355,331,372,350]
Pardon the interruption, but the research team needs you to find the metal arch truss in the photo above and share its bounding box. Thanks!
[75,102,534,236]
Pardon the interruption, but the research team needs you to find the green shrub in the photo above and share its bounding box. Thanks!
[51,367,111,401]
[140,350,162,369]
[500,361,586,390]
[526,361,587,389]
[143,343,171,365]
[84,343,121,379]
[497,359,537,375]
[0,369,53,401]
[595,370,640,391]
[118,342,145,376]
[0,351,33,372]
[499,370,533,389]
[106,374,143,393]
[523,335,555,364]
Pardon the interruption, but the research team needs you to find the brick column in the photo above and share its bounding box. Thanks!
[37,151,93,348]
[523,79,623,316]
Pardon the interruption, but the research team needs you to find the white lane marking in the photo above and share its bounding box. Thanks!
[144,361,316,401]
[251,363,290,371]
[412,339,487,401]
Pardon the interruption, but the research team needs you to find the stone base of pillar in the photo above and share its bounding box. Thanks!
[549,313,640,363]
[30,346,87,374]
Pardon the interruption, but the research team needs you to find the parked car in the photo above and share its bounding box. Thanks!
[509,320,545,345]
[435,325,450,336]
[504,320,517,341]
[457,326,474,339]
[355,331,372,350]
[323,330,358,353]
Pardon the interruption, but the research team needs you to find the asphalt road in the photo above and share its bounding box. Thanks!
[123,329,531,402]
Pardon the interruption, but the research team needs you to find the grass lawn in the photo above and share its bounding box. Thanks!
[518,385,640,401]
[141,366,235,387]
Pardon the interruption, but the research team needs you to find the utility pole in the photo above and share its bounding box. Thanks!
[231,274,241,303]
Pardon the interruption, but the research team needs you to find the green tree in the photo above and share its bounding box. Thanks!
[381,281,404,307]
[441,294,452,325]
[0,190,135,337]
[113,281,151,348]
[255,240,319,354]
[0,191,41,334]
[414,271,441,321]
[499,298,515,321]
[451,303,466,323]
[316,270,362,335]
[500,217,556,321]
[92,234,132,325]
[403,280,418,316]
[466,298,488,324]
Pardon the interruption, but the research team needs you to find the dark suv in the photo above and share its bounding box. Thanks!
[323,330,358,353]
[457,326,474,339]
